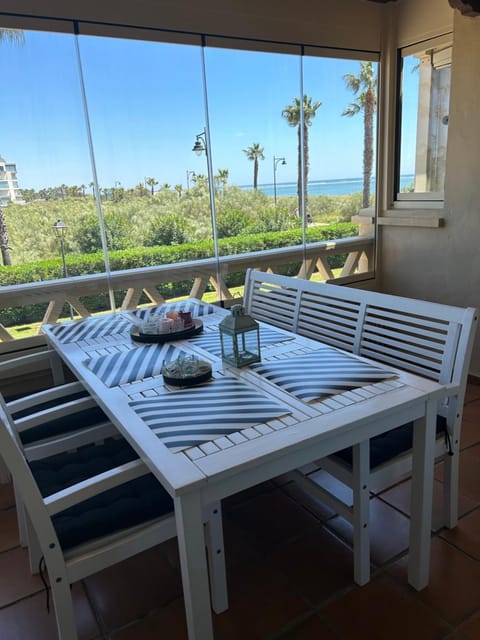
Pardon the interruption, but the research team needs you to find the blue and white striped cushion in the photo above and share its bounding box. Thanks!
[129,376,291,450]
[85,344,187,387]
[134,301,218,320]
[48,315,130,344]
[251,349,396,402]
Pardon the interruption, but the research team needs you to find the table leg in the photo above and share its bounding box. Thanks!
[174,492,214,640]
[408,398,437,589]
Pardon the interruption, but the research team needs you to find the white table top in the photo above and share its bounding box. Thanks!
[43,300,445,501]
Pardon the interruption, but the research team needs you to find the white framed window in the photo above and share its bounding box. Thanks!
[396,35,452,204]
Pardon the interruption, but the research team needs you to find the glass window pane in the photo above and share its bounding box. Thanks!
[204,45,303,288]
[303,55,378,278]
[0,28,109,331]
[397,42,451,201]
[78,35,220,304]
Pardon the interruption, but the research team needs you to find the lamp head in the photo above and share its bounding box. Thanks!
[52,219,67,238]
[192,140,205,155]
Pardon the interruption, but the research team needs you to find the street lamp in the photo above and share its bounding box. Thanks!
[52,219,73,319]
[192,129,207,156]
[186,170,196,190]
[273,156,286,206]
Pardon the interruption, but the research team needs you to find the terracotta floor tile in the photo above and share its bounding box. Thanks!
[111,598,189,640]
[439,507,480,560]
[460,419,480,450]
[226,488,319,553]
[435,446,480,504]
[279,614,340,639]
[323,574,451,640]
[0,507,19,552]
[464,383,480,404]
[388,536,480,625]
[461,399,480,425]
[0,546,43,607]
[326,497,410,567]
[0,481,15,510]
[84,545,182,632]
[267,525,354,604]
[379,477,478,531]
[213,557,309,640]
[281,478,337,522]
[458,611,480,640]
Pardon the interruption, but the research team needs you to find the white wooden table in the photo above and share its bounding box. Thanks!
[43,301,445,640]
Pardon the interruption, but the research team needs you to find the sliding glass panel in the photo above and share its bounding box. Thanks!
[204,45,304,290]
[0,28,105,333]
[302,54,378,279]
[77,35,213,305]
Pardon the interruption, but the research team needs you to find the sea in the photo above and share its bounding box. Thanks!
[246,175,414,198]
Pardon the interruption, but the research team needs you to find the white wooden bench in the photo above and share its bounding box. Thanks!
[244,268,478,584]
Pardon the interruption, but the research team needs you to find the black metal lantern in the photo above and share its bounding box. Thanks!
[219,304,261,367]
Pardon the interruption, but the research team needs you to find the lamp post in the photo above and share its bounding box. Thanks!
[273,156,286,206]
[186,170,196,191]
[52,219,73,319]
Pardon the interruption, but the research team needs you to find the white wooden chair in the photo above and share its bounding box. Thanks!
[0,393,228,640]
[0,348,74,483]
[244,269,478,585]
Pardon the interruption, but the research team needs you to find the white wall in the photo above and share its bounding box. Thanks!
[378,7,480,373]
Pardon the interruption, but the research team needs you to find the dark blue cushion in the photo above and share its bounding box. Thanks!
[11,391,108,446]
[331,415,447,470]
[30,438,173,550]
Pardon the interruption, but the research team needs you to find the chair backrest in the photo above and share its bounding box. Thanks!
[244,269,478,394]
[0,396,62,552]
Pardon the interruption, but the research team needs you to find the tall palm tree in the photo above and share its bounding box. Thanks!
[0,28,25,266]
[282,95,321,215]
[342,61,377,208]
[243,143,264,190]
[145,177,158,196]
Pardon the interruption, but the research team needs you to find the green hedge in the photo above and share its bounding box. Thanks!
[0,223,357,326]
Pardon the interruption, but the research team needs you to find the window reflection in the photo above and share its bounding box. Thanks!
[398,41,451,200]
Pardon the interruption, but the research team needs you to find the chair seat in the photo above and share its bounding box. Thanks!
[29,438,173,550]
[331,415,447,470]
[10,390,108,445]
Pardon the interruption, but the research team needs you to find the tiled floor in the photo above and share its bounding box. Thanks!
[2,382,480,639]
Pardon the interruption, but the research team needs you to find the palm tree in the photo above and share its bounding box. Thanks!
[0,28,25,266]
[145,177,158,196]
[282,95,321,216]
[243,143,264,190]
[342,61,377,208]
[215,168,229,196]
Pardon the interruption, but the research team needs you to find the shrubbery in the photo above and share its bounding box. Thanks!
[0,222,357,326]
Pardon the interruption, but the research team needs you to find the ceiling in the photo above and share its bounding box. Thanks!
[366,0,480,14]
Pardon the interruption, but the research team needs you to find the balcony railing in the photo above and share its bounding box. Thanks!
[0,234,374,343]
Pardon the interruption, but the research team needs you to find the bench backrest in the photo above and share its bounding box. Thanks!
[244,269,478,391]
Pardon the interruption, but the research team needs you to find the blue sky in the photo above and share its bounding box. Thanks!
[0,29,414,191]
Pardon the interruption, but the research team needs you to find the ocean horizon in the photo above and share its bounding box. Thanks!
[240,175,414,198]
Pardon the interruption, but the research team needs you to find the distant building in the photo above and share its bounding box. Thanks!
[0,156,21,205]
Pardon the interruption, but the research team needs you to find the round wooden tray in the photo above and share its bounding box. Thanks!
[131,319,203,344]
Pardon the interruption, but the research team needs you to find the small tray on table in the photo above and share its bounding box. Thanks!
[131,319,203,344]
